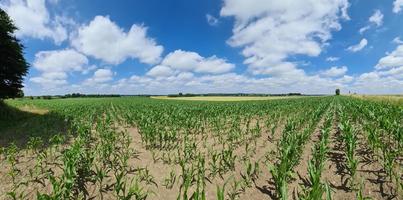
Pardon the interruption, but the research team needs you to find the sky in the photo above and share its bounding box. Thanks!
[1,0,403,95]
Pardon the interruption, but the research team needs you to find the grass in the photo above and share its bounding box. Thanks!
[18,105,49,115]
[151,96,308,101]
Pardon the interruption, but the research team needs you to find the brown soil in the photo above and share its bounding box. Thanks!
[287,113,328,199]
[320,115,402,200]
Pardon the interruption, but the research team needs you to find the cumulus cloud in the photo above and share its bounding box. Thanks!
[30,73,67,86]
[393,37,403,44]
[0,0,68,44]
[336,75,354,83]
[146,65,175,77]
[34,67,403,95]
[108,67,402,95]
[30,49,90,86]
[347,38,368,52]
[369,10,383,26]
[104,71,355,95]
[206,14,219,26]
[320,66,348,77]
[33,49,88,72]
[352,70,403,94]
[84,69,114,85]
[72,16,163,65]
[376,45,403,69]
[220,0,350,76]
[393,0,403,13]
[345,45,403,94]
[359,10,383,34]
[19,0,403,95]
[160,50,235,74]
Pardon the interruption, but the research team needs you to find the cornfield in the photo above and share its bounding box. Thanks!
[0,96,401,199]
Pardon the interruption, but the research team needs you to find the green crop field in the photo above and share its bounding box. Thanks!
[151,96,307,101]
[0,96,402,200]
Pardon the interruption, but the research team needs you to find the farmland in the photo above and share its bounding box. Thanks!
[151,96,306,101]
[0,96,402,199]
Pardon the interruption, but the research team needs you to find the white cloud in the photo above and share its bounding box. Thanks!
[146,65,174,77]
[30,76,67,86]
[369,10,383,27]
[393,0,403,13]
[104,71,354,95]
[18,0,403,95]
[336,75,353,83]
[352,71,403,94]
[320,66,348,77]
[30,71,68,86]
[344,45,403,94]
[161,50,235,74]
[347,38,368,52]
[30,49,89,86]
[72,16,163,65]
[29,67,403,96]
[206,14,219,26]
[377,66,403,79]
[393,37,403,44]
[84,69,114,85]
[376,45,403,69]
[359,10,384,34]
[359,26,370,34]
[33,49,88,72]
[0,0,68,44]
[326,57,340,62]
[220,0,349,76]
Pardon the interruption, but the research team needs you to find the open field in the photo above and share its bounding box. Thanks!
[0,96,402,199]
[151,96,309,101]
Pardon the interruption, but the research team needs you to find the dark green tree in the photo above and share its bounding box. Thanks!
[335,88,340,95]
[0,8,29,99]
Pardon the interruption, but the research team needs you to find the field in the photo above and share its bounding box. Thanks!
[151,96,307,101]
[350,95,403,106]
[0,96,402,199]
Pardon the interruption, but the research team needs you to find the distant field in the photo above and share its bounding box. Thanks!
[350,94,403,105]
[151,95,308,101]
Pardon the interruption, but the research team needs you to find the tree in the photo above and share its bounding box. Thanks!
[0,9,29,99]
[335,88,340,95]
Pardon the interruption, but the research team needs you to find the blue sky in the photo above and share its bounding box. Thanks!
[1,0,403,95]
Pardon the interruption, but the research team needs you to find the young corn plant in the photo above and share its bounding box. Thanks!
[163,170,177,189]
[299,127,331,200]
[339,118,358,188]
[227,178,244,200]
[216,178,231,200]
[270,120,302,200]
[191,155,207,200]
[177,159,196,200]
[240,159,260,188]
